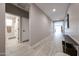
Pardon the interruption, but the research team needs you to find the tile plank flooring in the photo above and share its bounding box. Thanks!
[6,32,66,56]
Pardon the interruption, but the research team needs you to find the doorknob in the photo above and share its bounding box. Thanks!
[23,30,25,32]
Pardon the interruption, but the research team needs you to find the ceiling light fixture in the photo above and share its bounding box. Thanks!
[53,8,56,12]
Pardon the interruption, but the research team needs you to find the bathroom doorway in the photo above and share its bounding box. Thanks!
[5,13,20,54]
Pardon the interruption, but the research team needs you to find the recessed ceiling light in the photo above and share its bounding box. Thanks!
[53,8,56,12]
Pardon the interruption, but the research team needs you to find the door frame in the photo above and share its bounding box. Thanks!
[20,16,29,42]
[5,13,21,43]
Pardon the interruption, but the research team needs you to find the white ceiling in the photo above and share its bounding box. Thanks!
[35,3,69,21]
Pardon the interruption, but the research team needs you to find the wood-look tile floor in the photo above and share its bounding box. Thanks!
[6,32,67,56]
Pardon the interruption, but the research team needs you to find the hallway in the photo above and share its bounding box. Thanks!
[5,3,72,56]
[0,3,79,56]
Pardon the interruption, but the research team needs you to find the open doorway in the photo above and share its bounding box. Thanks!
[54,21,64,34]
[5,13,20,53]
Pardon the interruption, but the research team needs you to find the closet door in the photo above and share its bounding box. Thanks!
[21,17,29,42]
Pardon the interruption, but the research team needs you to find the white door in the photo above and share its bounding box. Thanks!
[21,17,29,42]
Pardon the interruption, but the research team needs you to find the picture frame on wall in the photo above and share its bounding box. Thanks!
[67,14,69,28]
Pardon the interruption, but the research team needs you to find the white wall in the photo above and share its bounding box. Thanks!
[29,4,51,46]
[65,4,79,44]
[0,4,5,55]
